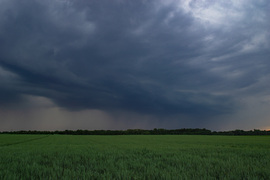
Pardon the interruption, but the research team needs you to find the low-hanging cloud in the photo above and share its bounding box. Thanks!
[0,0,270,130]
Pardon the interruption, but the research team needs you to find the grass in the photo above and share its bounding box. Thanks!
[0,135,270,179]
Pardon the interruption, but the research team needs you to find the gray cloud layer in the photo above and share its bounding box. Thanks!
[0,0,270,130]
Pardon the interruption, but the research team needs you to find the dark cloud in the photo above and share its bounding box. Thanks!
[0,0,270,130]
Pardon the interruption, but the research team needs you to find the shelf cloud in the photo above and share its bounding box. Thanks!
[0,0,270,131]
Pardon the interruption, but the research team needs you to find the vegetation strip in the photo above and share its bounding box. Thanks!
[1,128,270,135]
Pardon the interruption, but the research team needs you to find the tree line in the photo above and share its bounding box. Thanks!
[1,128,270,135]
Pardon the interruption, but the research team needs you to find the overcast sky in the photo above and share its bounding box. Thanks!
[0,0,270,131]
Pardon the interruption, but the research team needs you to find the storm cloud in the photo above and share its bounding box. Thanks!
[0,0,270,130]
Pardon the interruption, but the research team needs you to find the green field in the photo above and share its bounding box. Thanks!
[0,135,269,179]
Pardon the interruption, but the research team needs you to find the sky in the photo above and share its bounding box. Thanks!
[0,0,270,131]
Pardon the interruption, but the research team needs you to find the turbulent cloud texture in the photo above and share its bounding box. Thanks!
[0,0,270,130]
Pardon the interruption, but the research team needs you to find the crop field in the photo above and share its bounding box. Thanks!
[0,135,270,179]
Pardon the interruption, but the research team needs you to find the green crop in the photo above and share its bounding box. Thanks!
[0,135,269,179]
